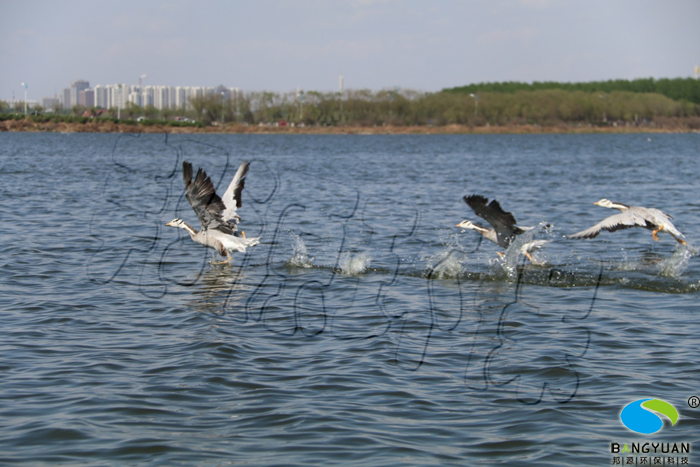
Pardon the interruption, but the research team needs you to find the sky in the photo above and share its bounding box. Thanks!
[1,0,700,102]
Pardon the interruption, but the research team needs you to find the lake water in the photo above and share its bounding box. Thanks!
[1,132,699,466]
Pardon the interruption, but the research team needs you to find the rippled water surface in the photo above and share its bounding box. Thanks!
[1,132,699,466]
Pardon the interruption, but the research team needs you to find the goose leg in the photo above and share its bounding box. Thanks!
[525,252,535,262]
[212,254,232,265]
[652,227,661,242]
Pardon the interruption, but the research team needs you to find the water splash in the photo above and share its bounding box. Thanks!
[497,222,552,280]
[425,248,466,279]
[658,244,693,278]
[338,252,371,275]
[287,233,314,268]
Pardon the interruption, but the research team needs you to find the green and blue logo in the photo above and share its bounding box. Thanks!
[620,398,679,434]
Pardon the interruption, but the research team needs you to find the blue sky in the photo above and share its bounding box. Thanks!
[1,0,699,102]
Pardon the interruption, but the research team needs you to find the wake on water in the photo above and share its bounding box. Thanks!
[286,232,371,275]
[425,223,553,281]
[285,225,695,288]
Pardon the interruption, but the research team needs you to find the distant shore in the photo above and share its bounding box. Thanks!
[1,117,698,135]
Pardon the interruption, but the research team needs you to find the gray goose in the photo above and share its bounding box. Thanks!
[166,161,260,264]
[456,194,548,262]
[568,199,686,245]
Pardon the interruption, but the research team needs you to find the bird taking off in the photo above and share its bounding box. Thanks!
[567,199,686,245]
[456,194,548,262]
[166,161,260,264]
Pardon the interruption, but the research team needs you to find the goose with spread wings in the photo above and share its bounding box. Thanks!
[166,161,260,263]
[456,194,549,262]
[567,198,686,245]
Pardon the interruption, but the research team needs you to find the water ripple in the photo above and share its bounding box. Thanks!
[1,133,699,466]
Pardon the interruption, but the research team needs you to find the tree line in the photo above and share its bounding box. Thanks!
[443,78,700,105]
[186,87,698,127]
[194,87,698,127]
[2,78,699,128]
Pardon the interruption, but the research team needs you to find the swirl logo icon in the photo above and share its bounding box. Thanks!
[620,399,679,434]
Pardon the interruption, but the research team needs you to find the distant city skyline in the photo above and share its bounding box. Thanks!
[2,1,700,103]
[4,77,242,111]
[62,79,240,111]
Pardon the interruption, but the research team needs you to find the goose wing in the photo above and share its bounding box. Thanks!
[182,161,235,235]
[220,161,250,226]
[464,195,524,248]
[639,206,673,222]
[567,210,654,239]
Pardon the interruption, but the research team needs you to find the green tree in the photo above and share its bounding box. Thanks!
[123,102,139,119]
[143,104,159,120]
[189,94,223,124]
[160,107,176,121]
[71,104,86,116]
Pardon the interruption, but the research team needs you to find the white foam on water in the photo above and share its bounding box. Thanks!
[287,233,314,268]
[424,231,473,279]
[338,252,371,275]
[425,248,466,279]
[497,222,551,279]
[658,243,693,278]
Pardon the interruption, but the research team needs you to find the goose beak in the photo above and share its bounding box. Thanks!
[166,221,174,226]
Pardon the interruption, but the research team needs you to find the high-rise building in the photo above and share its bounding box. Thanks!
[106,84,130,109]
[94,85,108,108]
[141,86,154,107]
[53,81,235,112]
[174,86,187,109]
[70,80,90,107]
[153,85,173,110]
[78,89,95,108]
[62,88,71,109]
[128,89,142,107]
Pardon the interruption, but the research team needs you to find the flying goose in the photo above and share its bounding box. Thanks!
[166,161,260,263]
[456,194,548,262]
[568,199,686,245]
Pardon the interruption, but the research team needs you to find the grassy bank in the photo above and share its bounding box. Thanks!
[1,115,699,135]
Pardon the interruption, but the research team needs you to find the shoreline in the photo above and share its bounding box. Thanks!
[1,118,698,135]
